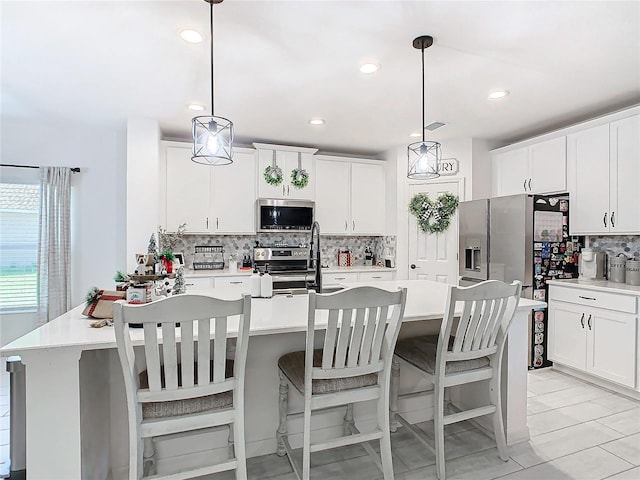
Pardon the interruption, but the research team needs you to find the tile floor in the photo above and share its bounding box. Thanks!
[0,368,638,479]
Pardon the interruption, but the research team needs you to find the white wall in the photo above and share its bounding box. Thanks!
[126,118,160,272]
[0,118,127,321]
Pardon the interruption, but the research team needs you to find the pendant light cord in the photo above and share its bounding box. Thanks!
[421,42,425,143]
[209,1,215,116]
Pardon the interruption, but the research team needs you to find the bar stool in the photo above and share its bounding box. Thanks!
[113,293,251,480]
[276,286,407,480]
[390,280,521,480]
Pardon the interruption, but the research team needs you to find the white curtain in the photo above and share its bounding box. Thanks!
[37,167,71,323]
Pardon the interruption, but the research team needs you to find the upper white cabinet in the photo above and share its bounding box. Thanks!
[492,136,566,197]
[161,141,257,234]
[568,113,640,234]
[254,143,317,201]
[315,157,386,235]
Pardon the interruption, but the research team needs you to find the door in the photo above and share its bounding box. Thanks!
[609,115,640,234]
[492,147,528,197]
[211,150,256,233]
[351,162,385,235]
[530,137,566,194]
[547,301,587,370]
[568,124,610,234]
[408,181,459,283]
[587,308,637,388]
[315,159,350,234]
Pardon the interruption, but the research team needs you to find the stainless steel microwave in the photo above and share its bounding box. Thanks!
[256,199,314,232]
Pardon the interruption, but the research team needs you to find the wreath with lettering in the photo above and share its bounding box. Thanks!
[409,193,459,234]
[264,164,283,186]
[290,168,309,189]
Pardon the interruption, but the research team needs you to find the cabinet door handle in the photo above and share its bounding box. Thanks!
[603,212,608,227]
[352,220,356,231]
[206,217,209,229]
[282,184,285,196]
[229,281,243,285]
[345,220,348,231]
[335,276,346,280]
[580,313,585,328]
[371,276,382,279]
[523,179,527,191]
[611,211,615,227]
[186,283,195,286]
[578,295,596,301]
[528,178,532,191]
[587,314,592,330]
[287,185,290,196]
[216,217,219,229]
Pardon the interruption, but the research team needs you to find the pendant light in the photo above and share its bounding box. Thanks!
[407,35,441,179]
[191,0,234,165]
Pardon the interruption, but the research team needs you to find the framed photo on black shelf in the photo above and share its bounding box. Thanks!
[173,252,185,266]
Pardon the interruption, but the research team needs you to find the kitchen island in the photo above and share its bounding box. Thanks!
[1,280,544,480]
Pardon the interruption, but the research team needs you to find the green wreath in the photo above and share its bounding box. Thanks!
[290,168,309,189]
[409,193,459,234]
[264,164,283,186]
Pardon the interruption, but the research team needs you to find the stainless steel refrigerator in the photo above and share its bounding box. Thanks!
[458,194,583,369]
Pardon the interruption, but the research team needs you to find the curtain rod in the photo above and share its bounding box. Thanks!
[0,164,80,173]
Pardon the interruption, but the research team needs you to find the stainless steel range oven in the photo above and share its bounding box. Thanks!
[253,245,314,294]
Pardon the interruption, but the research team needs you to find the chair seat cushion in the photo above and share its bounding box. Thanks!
[139,360,234,419]
[394,335,490,375]
[278,349,378,395]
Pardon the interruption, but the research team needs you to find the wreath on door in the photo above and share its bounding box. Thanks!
[409,193,459,234]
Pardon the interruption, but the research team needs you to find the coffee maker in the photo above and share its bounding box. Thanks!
[579,248,606,281]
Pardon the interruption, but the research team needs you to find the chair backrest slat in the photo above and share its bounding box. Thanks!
[334,309,353,368]
[347,307,367,368]
[307,287,406,386]
[197,318,211,386]
[213,316,227,383]
[322,309,340,369]
[143,322,162,391]
[438,281,522,371]
[162,322,178,390]
[180,321,195,388]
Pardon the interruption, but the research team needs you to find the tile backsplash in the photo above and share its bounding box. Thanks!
[589,235,640,259]
[164,233,397,268]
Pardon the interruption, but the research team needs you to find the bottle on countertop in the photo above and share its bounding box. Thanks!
[261,263,273,298]
[364,246,373,266]
[250,268,261,298]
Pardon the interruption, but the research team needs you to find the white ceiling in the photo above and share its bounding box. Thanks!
[2,0,639,157]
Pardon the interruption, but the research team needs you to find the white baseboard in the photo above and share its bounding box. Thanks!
[552,364,640,400]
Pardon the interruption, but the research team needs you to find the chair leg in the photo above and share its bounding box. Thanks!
[276,370,289,457]
[233,416,248,480]
[378,389,394,480]
[490,371,508,461]
[390,358,400,432]
[302,401,312,480]
[434,385,446,480]
[343,403,355,436]
[142,437,156,477]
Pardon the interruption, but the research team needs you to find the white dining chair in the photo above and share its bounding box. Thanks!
[276,286,407,480]
[390,280,522,480]
[113,293,251,480]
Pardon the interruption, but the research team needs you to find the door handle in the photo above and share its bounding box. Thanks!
[410,264,418,270]
[580,313,585,328]
[523,179,527,191]
[216,217,219,229]
[206,217,209,229]
[287,185,290,196]
[578,295,596,301]
[344,220,348,231]
[611,211,615,228]
[352,220,355,231]
[528,178,532,191]
[587,314,592,330]
[603,212,607,228]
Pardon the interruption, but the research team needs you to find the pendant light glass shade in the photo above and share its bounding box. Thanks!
[191,0,233,165]
[407,35,441,180]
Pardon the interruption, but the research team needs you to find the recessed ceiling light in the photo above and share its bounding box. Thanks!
[309,118,325,125]
[188,104,205,111]
[488,90,510,100]
[359,63,380,74]
[180,29,204,43]
[409,132,421,137]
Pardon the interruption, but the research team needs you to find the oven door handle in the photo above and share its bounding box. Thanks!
[270,274,313,282]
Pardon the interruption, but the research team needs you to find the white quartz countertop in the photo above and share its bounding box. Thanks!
[184,265,396,278]
[0,280,543,356]
[547,279,640,296]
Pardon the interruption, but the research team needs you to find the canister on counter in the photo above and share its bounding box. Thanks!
[626,259,640,286]
[609,253,627,283]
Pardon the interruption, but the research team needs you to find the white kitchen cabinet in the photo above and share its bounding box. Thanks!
[183,276,214,289]
[315,157,386,235]
[161,141,257,234]
[358,271,395,282]
[322,271,359,285]
[255,144,317,201]
[568,114,640,235]
[548,285,638,389]
[214,276,249,288]
[492,137,566,197]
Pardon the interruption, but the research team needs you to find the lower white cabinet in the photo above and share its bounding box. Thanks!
[214,276,249,288]
[322,270,395,286]
[548,285,638,389]
[183,276,214,289]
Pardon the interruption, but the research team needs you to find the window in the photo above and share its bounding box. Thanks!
[0,182,39,312]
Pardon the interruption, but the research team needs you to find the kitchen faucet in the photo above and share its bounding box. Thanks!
[309,221,322,293]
